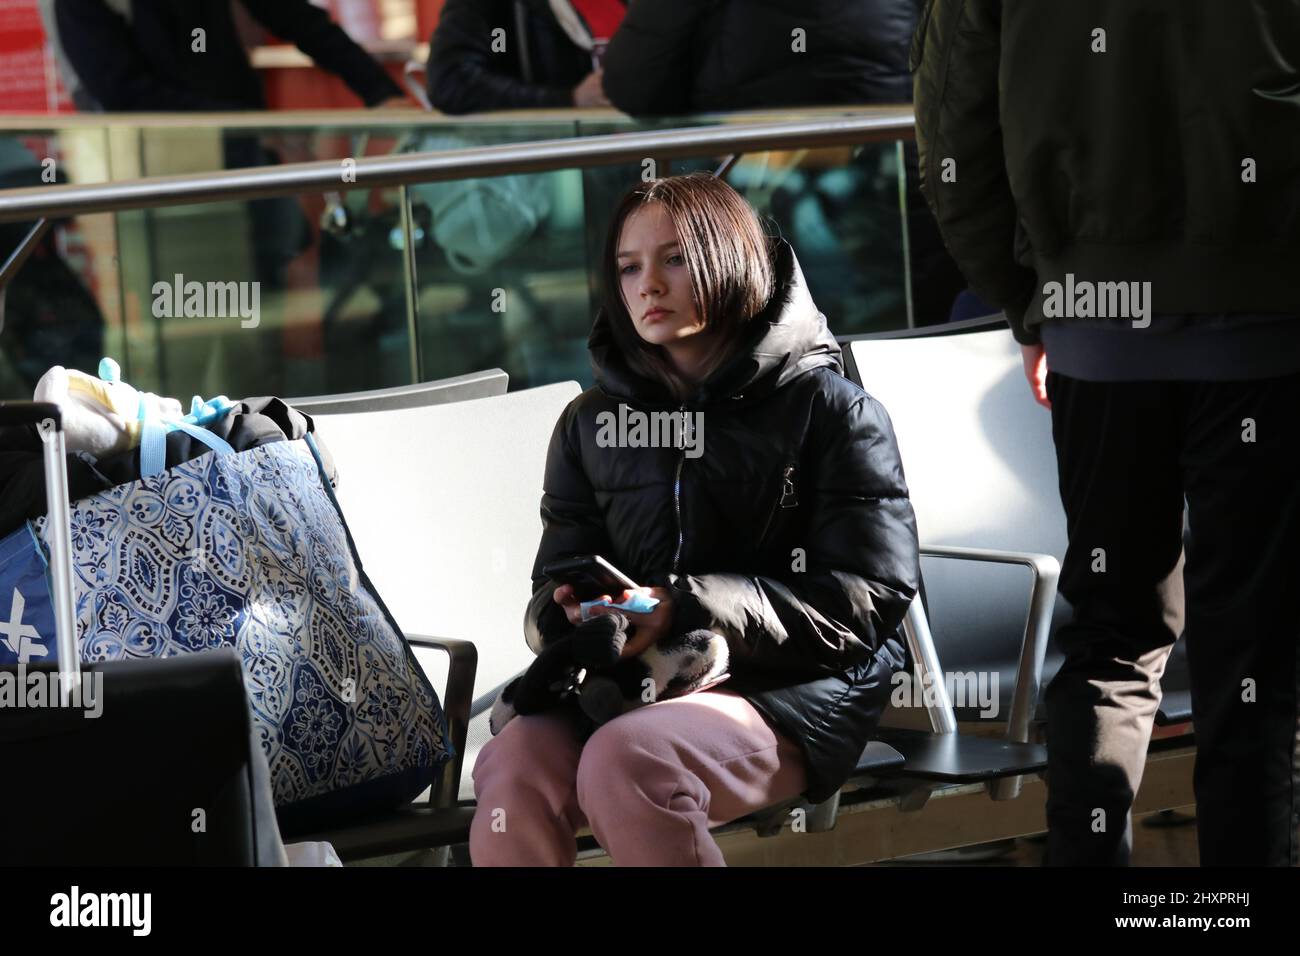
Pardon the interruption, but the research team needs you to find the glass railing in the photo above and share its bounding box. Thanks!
[0,108,929,402]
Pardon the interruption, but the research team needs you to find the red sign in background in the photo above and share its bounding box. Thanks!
[0,0,73,113]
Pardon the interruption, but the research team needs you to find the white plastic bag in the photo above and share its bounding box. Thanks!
[284,841,344,867]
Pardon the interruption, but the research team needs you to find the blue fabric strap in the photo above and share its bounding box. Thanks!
[138,403,235,478]
[137,400,167,479]
[167,419,235,458]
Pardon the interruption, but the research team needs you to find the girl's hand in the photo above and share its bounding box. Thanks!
[553,583,595,627]
[587,586,675,658]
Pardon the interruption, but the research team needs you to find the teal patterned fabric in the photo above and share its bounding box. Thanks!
[35,437,450,817]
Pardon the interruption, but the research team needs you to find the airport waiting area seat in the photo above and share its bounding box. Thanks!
[288,371,915,860]
[842,321,1196,749]
[839,319,1056,802]
[289,317,1194,862]
[286,368,509,416]
[288,374,577,858]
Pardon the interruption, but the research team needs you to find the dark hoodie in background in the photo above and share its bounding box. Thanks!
[426,0,597,114]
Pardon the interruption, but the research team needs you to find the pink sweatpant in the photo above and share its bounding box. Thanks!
[469,688,808,866]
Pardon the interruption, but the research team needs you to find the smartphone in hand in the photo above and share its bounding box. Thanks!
[542,555,638,601]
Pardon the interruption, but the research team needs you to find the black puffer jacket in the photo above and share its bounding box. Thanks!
[602,0,919,116]
[523,237,920,803]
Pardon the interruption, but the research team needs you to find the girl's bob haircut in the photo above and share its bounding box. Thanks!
[599,172,776,400]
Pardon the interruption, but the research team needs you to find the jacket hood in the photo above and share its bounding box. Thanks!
[587,236,843,408]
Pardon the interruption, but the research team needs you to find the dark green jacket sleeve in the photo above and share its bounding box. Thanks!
[913,0,1040,344]
[426,0,576,114]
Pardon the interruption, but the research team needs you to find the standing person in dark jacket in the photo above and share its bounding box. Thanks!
[470,173,920,866]
[599,0,968,327]
[48,0,407,111]
[426,0,619,114]
[602,0,915,113]
[915,0,1300,866]
[45,0,410,330]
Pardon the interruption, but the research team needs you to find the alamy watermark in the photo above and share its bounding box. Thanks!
[891,669,1000,718]
[1041,273,1152,328]
[152,273,260,328]
[50,886,150,936]
[0,663,103,718]
[595,404,704,459]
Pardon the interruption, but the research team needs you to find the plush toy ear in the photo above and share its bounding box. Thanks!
[33,365,131,459]
[32,364,68,405]
[137,390,183,422]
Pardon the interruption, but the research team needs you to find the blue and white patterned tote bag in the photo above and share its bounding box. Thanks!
[21,434,451,826]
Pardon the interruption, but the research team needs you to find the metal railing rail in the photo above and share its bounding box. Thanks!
[0,113,914,224]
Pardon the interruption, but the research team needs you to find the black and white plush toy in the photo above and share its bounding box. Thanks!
[489,612,730,737]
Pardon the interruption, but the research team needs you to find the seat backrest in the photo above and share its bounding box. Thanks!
[308,381,582,799]
[287,369,509,416]
[845,321,1070,720]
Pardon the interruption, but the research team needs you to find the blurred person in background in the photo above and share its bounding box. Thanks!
[0,140,104,396]
[603,0,914,112]
[599,0,971,328]
[426,0,625,114]
[41,0,414,326]
[420,1,628,392]
[45,0,408,111]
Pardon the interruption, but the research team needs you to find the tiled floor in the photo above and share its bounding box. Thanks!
[881,809,1201,866]
[375,809,1207,866]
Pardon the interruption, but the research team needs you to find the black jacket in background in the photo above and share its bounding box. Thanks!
[913,0,1300,345]
[426,0,593,114]
[522,237,920,803]
[603,0,919,116]
[54,0,402,111]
